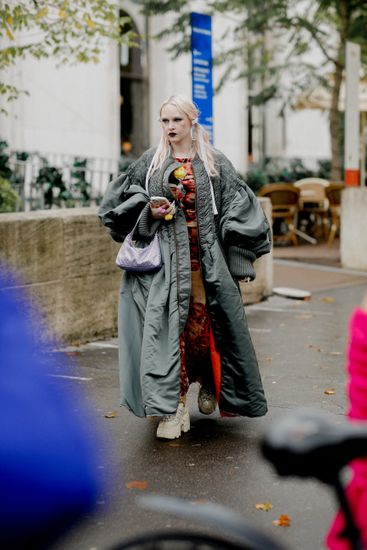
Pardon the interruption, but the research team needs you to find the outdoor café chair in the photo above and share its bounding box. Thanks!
[325,183,344,246]
[294,178,330,240]
[259,183,300,246]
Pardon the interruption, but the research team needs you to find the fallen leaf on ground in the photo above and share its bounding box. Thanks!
[104,411,117,418]
[324,388,336,395]
[295,314,313,320]
[273,514,291,527]
[307,344,322,352]
[320,297,335,303]
[126,481,148,490]
[255,502,273,511]
[168,442,183,447]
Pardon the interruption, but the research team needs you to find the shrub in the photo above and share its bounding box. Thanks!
[246,157,332,194]
[0,141,12,180]
[35,164,73,208]
[70,158,90,206]
[317,159,331,180]
[0,176,20,213]
[245,169,269,194]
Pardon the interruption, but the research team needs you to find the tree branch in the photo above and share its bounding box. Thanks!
[292,15,338,66]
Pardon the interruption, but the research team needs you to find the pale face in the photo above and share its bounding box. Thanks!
[160,104,193,153]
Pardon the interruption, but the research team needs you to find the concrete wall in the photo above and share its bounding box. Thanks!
[0,208,121,344]
[341,188,367,270]
[0,201,273,344]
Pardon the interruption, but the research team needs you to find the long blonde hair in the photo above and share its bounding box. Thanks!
[145,95,218,191]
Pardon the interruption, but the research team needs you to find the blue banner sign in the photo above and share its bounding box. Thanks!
[191,12,213,144]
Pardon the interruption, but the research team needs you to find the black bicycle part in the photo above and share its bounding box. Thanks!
[261,407,367,484]
[138,495,286,550]
[109,530,251,549]
[261,407,367,550]
[334,477,364,550]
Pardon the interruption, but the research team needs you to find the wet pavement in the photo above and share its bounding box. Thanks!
[49,244,367,550]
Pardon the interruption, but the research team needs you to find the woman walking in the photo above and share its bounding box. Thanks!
[99,95,271,439]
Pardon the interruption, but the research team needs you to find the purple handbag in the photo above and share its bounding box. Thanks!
[115,222,163,273]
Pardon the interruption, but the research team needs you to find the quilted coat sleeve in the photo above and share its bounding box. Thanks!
[98,152,158,242]
[217,152,272,280]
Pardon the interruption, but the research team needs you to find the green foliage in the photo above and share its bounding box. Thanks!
[141,0,188,13]
[0,140,27,196]
[249,85,278,106]
[0,1,137,106]
[317,159,332,180]
[141,0,367,104]
[70,158,90,206]
[142,0,367,179]
[246,157,332,194]
[15,151,29,162]
[35,163,73,208]
[0,141,12,179]
[265,157,314,182]
[0,139,138,210]
[0,176,20,213]
[245,169,269,194]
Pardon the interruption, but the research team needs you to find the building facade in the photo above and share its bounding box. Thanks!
[0,2,331,178]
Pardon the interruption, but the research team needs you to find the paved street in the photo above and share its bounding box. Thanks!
[49,245,367,550]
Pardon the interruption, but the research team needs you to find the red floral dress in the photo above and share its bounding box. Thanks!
[172,158,215,397]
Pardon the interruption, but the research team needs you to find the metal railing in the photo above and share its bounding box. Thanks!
[8,151,122,211]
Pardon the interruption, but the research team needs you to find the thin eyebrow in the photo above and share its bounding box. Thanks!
[160,117,183,122]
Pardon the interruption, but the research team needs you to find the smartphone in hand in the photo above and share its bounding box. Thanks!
[150,196,175,221]
[150,196,170,208]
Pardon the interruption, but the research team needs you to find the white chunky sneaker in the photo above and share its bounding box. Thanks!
[198,386,217,415]
[156,402,190,440]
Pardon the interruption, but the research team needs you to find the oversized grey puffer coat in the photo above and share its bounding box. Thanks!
[99,148,271,418]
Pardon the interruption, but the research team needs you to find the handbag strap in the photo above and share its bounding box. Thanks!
[129,206,147,241]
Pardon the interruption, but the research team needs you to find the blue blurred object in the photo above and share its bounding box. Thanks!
[0,267,103,548]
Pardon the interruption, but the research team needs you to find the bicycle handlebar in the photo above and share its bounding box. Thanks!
[261,407,367,484]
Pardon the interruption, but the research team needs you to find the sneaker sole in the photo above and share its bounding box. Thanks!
[198,406,216,415]
[156,412,190,440]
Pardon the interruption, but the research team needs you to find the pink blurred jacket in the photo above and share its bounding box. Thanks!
[326,307,367,549]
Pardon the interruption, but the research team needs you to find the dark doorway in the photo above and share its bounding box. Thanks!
[119,12,149,157]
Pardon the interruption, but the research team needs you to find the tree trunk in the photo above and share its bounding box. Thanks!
[330,0,349,182]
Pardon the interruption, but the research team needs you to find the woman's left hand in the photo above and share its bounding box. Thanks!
[150,201,176,220]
